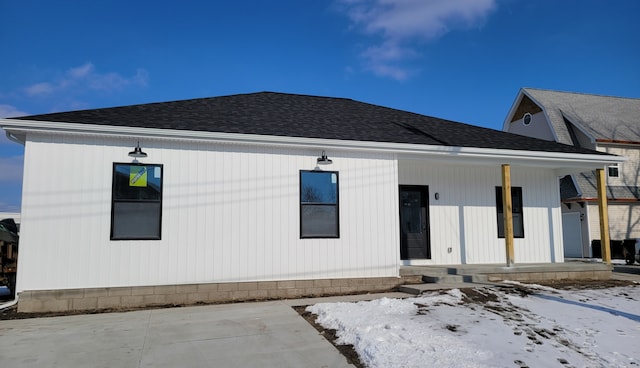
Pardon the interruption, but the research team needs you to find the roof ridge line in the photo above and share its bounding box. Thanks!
[523,87,640,101]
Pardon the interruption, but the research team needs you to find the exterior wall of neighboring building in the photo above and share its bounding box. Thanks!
[506,111,556,141]
[608,203,640,239]
[17,133,401,293]
[398,160,564,265]
[597,144,640,188]
[559,144,640,256]
[593,144,640,245]
[588,202,640,241]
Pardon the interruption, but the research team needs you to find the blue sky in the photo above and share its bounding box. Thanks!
[1,0,639,212]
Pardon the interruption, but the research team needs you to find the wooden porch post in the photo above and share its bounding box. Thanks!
[502,164,515,266]
[596,168,611,264]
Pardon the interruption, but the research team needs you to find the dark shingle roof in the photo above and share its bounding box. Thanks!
[561,171,640,200]
[14,92,608,155]
[560,175,581,200]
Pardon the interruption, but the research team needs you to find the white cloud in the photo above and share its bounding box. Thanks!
[0,156,24,183]
[133,68,149,86]
[23,62,149,96]
[338,0,496,79]
[68,62,94,79]
[0,105,28,118]
[24,82,55,96]
[361,40,419,80]
[365,62,410,80]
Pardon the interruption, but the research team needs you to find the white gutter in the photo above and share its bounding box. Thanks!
[5,131,24,145]
[1,118,625,168]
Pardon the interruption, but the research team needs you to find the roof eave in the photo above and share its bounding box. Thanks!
[1,119,624,172]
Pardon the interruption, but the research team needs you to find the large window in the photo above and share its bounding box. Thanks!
[111,163,163,240]
[300,170,339,238]
[495,186,524,238]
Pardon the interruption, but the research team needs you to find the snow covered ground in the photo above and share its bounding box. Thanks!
[307,282,640,368]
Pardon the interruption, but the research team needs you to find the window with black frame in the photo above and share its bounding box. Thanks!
[111,163,163,240]
[495,186,524,238]
[300,170,339,238]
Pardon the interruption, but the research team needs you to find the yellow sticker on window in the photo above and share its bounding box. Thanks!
[130,166,147,187]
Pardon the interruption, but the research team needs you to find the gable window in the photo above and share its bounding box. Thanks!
[608,164,619,178]
[495,187,524,238]
[111,163,163,240]
[300,170,339,238]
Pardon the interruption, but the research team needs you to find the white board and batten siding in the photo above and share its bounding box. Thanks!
[399,160,564,265]
[17,134,400,292]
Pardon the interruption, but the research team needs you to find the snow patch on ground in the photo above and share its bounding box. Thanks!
[307,285,640,368]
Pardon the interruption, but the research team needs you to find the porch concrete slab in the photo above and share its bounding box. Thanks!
[398,282,500,295]
[282,291,411,307]
[0,301,352,368]
[401,261,613,283]
[401,261,612,276]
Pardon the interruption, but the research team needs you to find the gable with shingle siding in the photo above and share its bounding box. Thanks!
[521,88,640,144]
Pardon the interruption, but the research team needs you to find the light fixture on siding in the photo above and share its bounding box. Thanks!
[317,151,333,165]
[128,141,147,158]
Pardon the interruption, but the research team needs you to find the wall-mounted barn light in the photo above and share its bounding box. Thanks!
[317,151,333,165]
[128,141,147,158]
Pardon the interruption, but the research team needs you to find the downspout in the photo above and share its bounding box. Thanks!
[0,296,18,311]
[0,131,23,310]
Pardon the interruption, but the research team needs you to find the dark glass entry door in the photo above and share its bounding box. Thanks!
[399,186,431,259]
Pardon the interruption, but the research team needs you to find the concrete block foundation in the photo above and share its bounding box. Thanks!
[17,276,403,313]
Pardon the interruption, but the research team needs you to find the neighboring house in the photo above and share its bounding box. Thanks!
[0,213,20,230]
[503,88,640,259]
[1,92,620,312]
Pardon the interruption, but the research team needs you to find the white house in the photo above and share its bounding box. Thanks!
[1,92,621,312]
[503,88,640,259]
